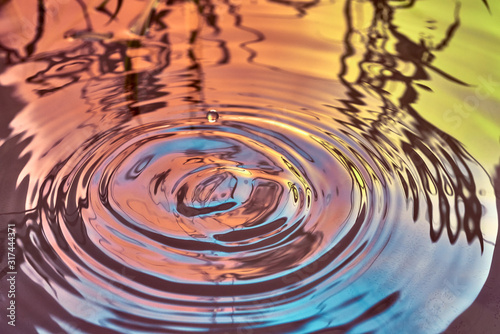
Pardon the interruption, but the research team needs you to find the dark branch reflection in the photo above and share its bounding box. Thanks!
[338,0,486,249]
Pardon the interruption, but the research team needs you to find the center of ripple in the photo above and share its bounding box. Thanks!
[107,132,310,244]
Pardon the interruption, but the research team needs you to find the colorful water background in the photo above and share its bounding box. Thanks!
[0,0,500,333]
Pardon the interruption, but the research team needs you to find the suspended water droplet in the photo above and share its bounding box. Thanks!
[206,109,219,123]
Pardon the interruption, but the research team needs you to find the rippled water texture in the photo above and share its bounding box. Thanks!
[1,0,499,333]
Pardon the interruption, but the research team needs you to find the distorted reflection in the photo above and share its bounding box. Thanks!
[0,1,497,333]
[340,0,485,248]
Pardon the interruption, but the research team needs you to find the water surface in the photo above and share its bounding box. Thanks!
[0,0,499,333]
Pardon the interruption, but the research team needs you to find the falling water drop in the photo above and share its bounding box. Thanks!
[206,109,219,123]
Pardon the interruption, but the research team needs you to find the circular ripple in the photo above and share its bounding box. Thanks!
[34,109,397,331]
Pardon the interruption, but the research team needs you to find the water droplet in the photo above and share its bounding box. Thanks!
[206,109,219,123]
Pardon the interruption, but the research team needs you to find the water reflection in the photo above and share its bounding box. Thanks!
[340,0,485,248]
[0,0,497,333]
